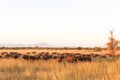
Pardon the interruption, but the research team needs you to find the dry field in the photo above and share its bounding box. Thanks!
[0,49,111,54]
[0,58,120,80]
[0,49,120,80]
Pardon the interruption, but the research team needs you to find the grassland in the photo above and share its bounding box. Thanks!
[0,49,109,54]
[0,58,120,80]
[0,49,120,80]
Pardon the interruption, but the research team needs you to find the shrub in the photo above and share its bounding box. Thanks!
[93,47,102,52]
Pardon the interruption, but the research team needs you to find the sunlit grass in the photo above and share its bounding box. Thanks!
[0,59,120,80]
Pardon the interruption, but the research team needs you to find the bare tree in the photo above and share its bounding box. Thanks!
[106,30,120,55]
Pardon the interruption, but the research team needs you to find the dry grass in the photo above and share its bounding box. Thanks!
[0,49,111,54]
[0,59,120,80]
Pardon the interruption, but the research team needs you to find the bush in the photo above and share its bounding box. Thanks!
[93,47,102,52]
[77,47,82,50]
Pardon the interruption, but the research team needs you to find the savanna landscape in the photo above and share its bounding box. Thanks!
[1,0,120,80]
[0,31,119,80]
[0,46,120,80]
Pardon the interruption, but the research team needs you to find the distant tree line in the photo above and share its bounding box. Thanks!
[0,46,107,51]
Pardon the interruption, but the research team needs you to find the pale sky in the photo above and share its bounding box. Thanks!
[0,0,120,47]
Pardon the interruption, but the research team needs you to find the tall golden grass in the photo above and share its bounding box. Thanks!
[0,59,120,80]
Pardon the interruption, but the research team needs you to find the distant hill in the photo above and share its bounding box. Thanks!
[0,42,52,47]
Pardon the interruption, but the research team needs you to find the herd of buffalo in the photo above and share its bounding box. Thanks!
[0,52,120,62]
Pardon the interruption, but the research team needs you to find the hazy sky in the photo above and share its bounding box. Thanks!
[0,0,120,47]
